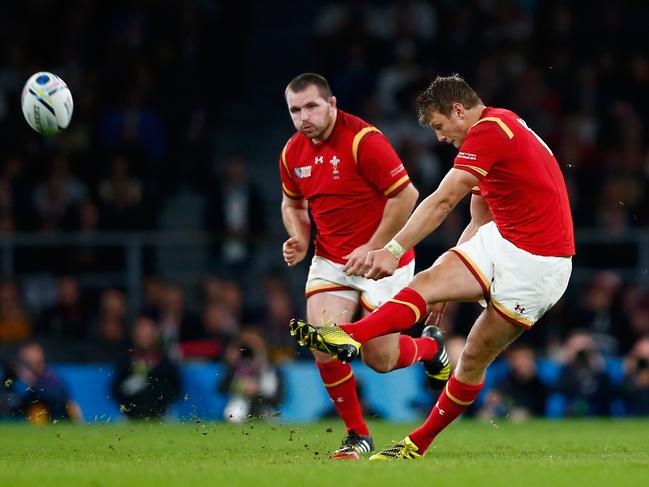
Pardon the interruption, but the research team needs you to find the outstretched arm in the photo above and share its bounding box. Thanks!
[343,183,419,276]
[281,194,310,267]
[365,169,479,280]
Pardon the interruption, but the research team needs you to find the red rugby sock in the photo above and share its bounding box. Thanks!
[338,288,427,343]
[316,360,368,436]
[408,375,483,453]
[391,335,439,371]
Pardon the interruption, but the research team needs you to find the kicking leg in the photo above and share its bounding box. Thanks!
[342,252,483,343]
[293,252,482,360]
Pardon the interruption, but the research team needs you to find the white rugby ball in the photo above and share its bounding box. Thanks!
[21,71,74,136]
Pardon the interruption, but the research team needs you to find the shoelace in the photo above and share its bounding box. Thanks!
[335,434,371,454]
[383,441,418,459]
[320,309,347,327]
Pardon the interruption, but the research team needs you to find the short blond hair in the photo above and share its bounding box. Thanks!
[416,74,482,125]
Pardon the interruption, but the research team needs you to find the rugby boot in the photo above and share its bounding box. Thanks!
[330,430,375,460]
[288,318,315,346]
[289,319,361,362]
[421,325,451,390]
[369,436,422,461]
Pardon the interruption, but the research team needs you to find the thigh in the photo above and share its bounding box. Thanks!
[410,251,486,305]
[307,292,360,328]
[456,306,524,384]
[356,260,415,311]
[307,292,361,363]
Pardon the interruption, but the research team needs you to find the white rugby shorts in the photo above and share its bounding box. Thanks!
[305,255,415,311]
[451,221,572,328]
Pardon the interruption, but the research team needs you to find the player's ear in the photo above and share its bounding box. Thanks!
[329,96,337,109]
[452,102,465,119]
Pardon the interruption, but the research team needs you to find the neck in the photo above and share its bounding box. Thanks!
[313,109,337,144]
[464,104,487,128]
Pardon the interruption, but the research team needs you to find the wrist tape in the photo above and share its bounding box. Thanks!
[384,239,406,260]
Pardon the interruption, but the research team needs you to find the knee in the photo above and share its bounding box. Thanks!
[411,267,438,293]
[411,267,445,305]
[361,346,394,373]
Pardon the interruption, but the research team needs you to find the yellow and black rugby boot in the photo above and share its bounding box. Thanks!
[288,318,315,346]
[421,325,451,390]
[329,430,375,460]
[369,436,422,461]
[308,324,361,362]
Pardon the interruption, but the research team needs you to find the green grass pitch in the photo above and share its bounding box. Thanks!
[0,419,647,487]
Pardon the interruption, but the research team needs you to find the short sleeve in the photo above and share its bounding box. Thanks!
[356,132,411,197]
[279,143,302,199]
[454,121,510,180]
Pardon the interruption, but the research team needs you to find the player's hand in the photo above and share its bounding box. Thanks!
[283,237,307,267]
[425,302,447,326]
[363,248,399,280]
[342,244,372,276]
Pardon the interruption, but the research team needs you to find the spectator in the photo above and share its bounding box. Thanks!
[199,275,248,333]
[331,44,374,115]
[157,283,202,356]
[624,291,649,351]
[555,330,614,416]
[179,302,238,360]
[38,275,89,340]
[0,279,32,343]
[219,328,283,422]
[567,272,623,353]
[375,40,422,117]
[63,198,123,273]
[365,0,438,44]
[98,155,147,230]
[111,316,181,420]
[479,344,548,420]
[91,289,129,353]
[257,272,300,363]
[621,335,649,415]
[201,275,226,307]
[205,155,266,280]
[141,276,166,319]
[13,342,83,423]
[32,156,88,232]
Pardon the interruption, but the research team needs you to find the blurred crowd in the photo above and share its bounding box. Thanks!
[0,272,300,362]
[1,0,649,420]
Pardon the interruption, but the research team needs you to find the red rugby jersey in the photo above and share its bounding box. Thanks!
[280,109,415,266]
[454,107,575,257]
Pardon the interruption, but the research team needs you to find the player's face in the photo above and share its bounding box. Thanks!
[427,106,470,148]
[286,85,336,142]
